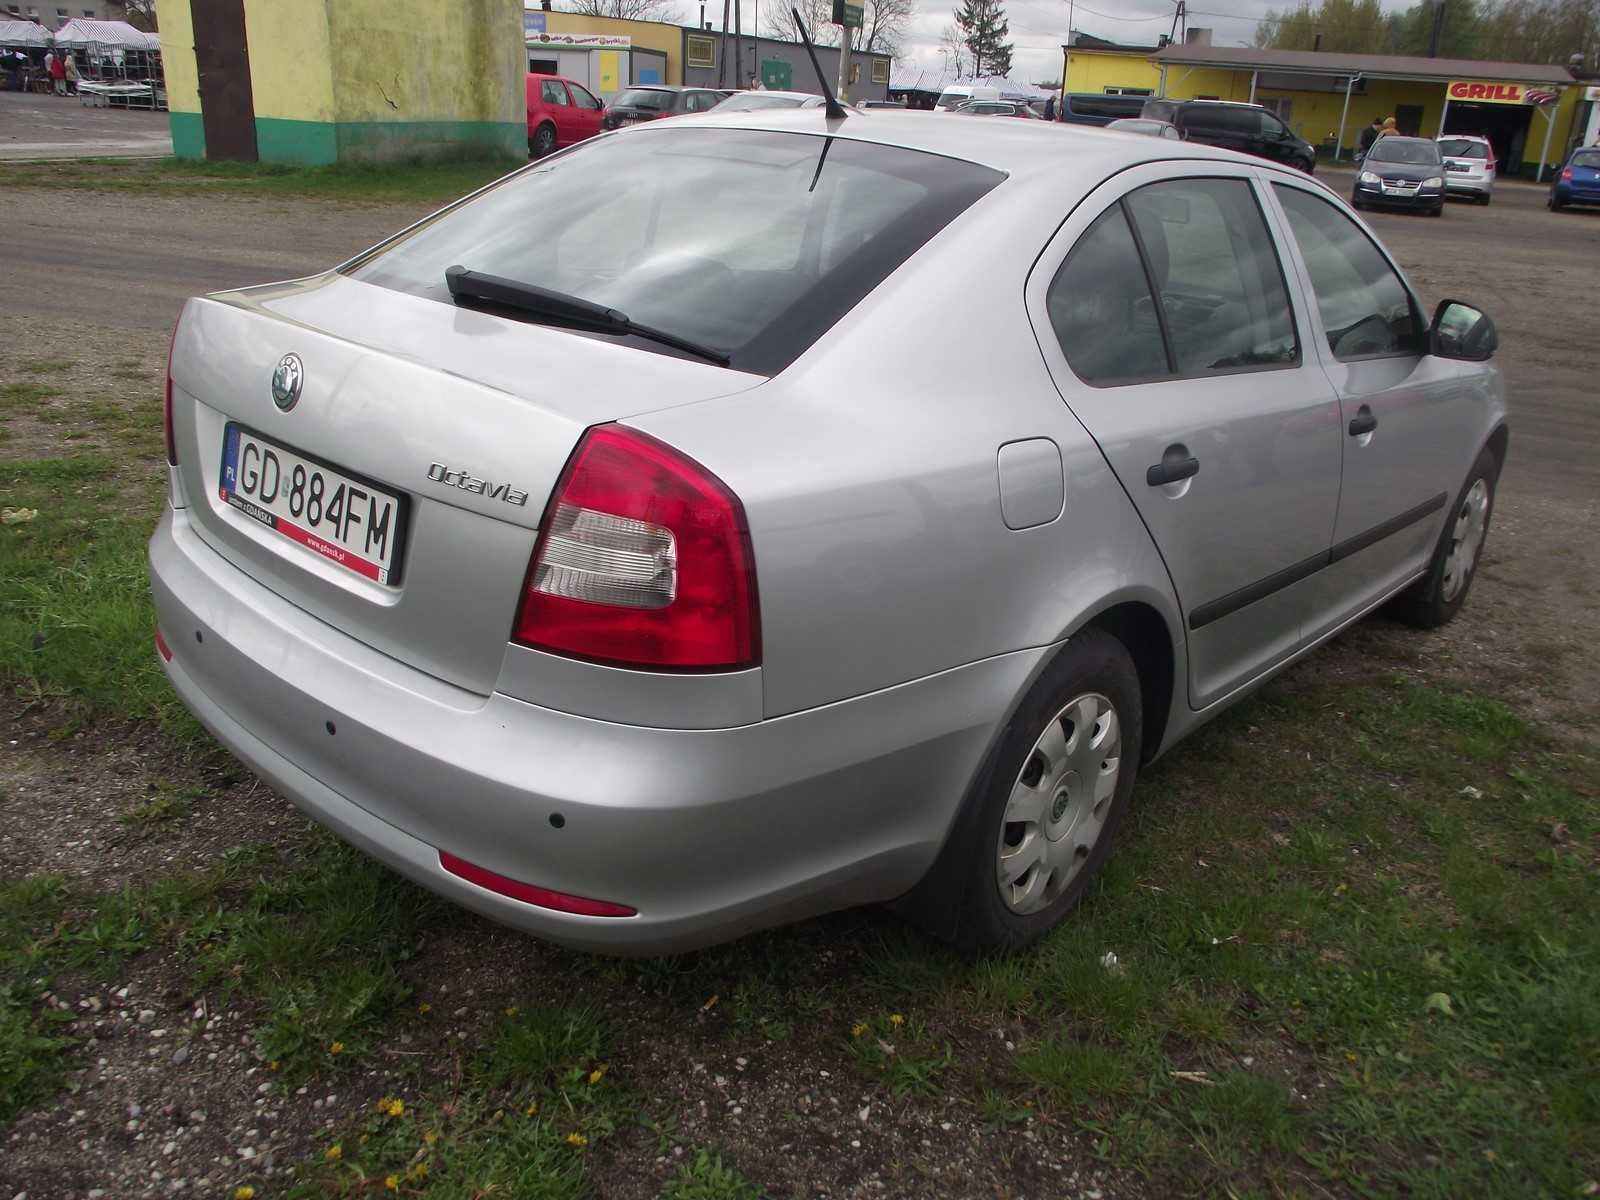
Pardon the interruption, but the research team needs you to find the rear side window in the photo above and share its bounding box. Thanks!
[541,81,569,106]
[1274,184,1422,361]
[1049,178,1298,384]
[684,91,722,112]
[348,129,1003,375]
[1046,206,1168,385]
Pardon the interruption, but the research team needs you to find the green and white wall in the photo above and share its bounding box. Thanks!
[159,0,526,165]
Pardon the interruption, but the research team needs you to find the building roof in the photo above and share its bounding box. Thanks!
[1150,44,1575,85]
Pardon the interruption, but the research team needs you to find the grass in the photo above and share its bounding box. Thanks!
[1,156,522,204]
[660,1149,765,1200]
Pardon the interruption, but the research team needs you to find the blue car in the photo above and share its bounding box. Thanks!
[1352,135,1445,216]
[1549,146,1600,211]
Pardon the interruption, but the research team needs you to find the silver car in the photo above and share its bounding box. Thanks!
[1437,134,1496,204]
[150,112,1507,955]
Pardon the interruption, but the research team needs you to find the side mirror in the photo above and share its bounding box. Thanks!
[1430,299,1497,361]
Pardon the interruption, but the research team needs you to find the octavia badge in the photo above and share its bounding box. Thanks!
[270,353,304,412]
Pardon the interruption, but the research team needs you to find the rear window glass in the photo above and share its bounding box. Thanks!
[1367,138,1441,164]
[615,88,675,110]
[347,129,1003,375]
[1571,149,1600,168]
[714,92,805,111]
[1438,138,1488,159]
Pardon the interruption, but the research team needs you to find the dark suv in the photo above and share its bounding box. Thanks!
[1141,99,1316,173]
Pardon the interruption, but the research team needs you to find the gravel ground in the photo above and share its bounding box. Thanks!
[1,168,1598,1200]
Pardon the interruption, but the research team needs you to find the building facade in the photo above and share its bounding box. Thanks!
[5,2,126,29]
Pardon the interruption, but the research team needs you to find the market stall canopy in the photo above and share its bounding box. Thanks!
[0,19,52,48]
[51,18,161,51]
[888,67,1054,102]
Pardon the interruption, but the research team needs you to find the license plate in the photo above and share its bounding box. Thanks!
[1381,185,1408,194]
[219,425,406,585]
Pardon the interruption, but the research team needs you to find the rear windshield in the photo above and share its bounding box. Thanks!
[715,93,805,111]
[347,129,1003,375]
[1438,138,1488,159]
[614,88,675,110]
[1571,149,1600,168]
[1368,138,1441,164]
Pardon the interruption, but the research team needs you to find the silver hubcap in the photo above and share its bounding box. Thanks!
[1442,478,1490,603]
[996,692,1122,916]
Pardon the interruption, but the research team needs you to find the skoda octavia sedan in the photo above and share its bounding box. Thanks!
[151,112,1507,955]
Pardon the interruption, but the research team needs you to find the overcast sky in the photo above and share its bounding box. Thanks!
[710,0,1413,84]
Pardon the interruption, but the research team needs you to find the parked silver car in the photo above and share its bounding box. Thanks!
[150,112,1506,955]
[1437,134,1496,204]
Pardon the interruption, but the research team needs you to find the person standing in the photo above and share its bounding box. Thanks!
[1044,92,1056,121]
[1356,115,1382,160]
[47,49,65,96]
[62,50,78,95]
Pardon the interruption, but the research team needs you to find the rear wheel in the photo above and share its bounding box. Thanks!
[1549,193,1564,211]
[531,123,557,159]
[1478,192,1492,206]
[952,630,1143,954]
[1395,447,1498,628]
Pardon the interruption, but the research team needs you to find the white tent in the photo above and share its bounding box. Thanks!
[50,18,159,51]
[0,19,52,48]
[888,68,1052,104]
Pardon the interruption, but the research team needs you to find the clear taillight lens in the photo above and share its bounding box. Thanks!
[513,425,760,672]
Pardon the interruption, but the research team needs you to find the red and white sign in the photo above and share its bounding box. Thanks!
[1447,79,1559,106]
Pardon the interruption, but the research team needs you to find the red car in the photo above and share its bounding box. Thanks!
[526,73,605,158]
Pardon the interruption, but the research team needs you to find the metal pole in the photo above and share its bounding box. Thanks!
[1536,96,1558,181]
[718,0,730,87]
[836,21,852,102]
[1158,64,1168,98]
[1437,93,1450,137]
[733,0,741,88]
[1335,73,1356,161]
[1249,69,1257,103]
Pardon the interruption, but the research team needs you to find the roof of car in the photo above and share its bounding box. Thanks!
[619,107,1272,182]
[618,84,720,93]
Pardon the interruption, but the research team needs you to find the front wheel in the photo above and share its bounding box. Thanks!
[953,630,1143,954]
[1395,447,1498,628]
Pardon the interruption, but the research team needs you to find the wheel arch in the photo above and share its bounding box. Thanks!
[1484,421,1509,476]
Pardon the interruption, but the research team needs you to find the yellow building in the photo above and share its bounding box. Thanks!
[158,0,526,165]
[1061,39,1583,179]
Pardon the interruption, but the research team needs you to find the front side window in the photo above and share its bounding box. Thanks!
[1274,184,1422,362]
[1124,178,1298,372]
[569,83,601,110]
[1047,206,1168,385]
[541,80,569,106]
[349,129,1002,375]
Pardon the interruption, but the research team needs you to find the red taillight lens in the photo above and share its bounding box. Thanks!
[1561,167,1574,181]
[154,627,172,662]
[513,425,759,672]
[163,306,183,466]
[439,851,636,917]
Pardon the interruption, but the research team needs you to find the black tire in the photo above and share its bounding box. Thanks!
[950,630,1143,954]
[531,123,557,159]
[1395,446,1499,629]
[1429,204,1443,217]
[1478,193,1491,206]
[1351,196,1364,211]
[1549,194,1564,211]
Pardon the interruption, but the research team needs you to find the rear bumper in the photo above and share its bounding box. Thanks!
[1555,184,1600,205]
[1443,175,1491,196]
[149,507,1043,954]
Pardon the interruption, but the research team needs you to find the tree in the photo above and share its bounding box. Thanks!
[110,0,158,30]
[1254,0,1600,65]
[764,0,913,55]
[567,0,682,21]
[954,0,1012,77]
[860,0,916,57]
[763,0,841,47]
[939,21,969,76]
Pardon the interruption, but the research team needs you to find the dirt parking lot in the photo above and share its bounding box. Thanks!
[1,162,1597,1200]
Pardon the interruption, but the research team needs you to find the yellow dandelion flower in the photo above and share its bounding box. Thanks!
[850,1023,868,1038]
[566,1131,589,1147]
[418,1002,432,1014]
[234,1188,256,1200]
[424,1130,438,1146]
[888,1013,905,1028]
[588,1066,606,1085]
[524,1102,539,1116]
[410,1163,431,1181]
[384,1174,400,1191]
[324,1143,343,1161]
[267,1060,280,1072]
[329,1041,344,1055]
[388,1099,406,1118]
[504,1005,519,1017]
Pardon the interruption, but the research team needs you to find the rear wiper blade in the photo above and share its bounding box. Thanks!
[444,265,730,366]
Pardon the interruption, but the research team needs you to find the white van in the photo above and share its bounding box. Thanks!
[934,85,1000,113]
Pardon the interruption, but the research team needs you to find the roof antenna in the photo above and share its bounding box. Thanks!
[792,6,849,120]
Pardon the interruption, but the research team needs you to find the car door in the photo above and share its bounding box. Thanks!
[565,80,604,141]
[1266,177,1483,641]
[1027,162,1344,708]
[540,78,573,144]
[1258,109,1298,167]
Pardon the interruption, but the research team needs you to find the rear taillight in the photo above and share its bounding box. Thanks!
[1561,167,1574,180]
[163,305,184,466]
[513,425,759,672]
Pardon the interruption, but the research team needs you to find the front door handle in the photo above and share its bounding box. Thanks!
[1348,405,1378,437]
[1147,446,1200,487]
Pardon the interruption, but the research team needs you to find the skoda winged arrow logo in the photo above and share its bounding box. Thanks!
[270,353,304,412]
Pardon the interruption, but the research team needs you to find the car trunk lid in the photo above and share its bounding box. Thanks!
[168,273,761,695]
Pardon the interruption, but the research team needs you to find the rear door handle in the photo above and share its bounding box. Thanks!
[1147,447,1200,487]
[1348,405,1378,437]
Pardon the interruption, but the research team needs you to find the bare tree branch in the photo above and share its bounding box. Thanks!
[566,0,684,21]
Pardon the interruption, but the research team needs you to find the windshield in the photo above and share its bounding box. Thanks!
[1572,149,1600,169]
[1368,138,1441,165]
[1438,138,1488,159]
[614,88,675,110]
[715,93,805,111]
[349,129,1003,375]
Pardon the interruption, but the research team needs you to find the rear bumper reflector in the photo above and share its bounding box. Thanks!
[155,627,173,662]
[439,851,636,918]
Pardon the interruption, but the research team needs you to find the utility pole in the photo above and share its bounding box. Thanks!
[837,23,852,101]
[718,0,730,86]
[734,0,742,87]
[1427,0,1446,57]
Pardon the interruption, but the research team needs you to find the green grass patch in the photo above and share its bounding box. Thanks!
[117,782,205,835]
[1,382,61,416]
[660,1148,764,1200]
[1,156,521,204]
[19,359,73,375]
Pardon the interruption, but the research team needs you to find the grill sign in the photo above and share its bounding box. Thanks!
[1447,79,1559,105]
